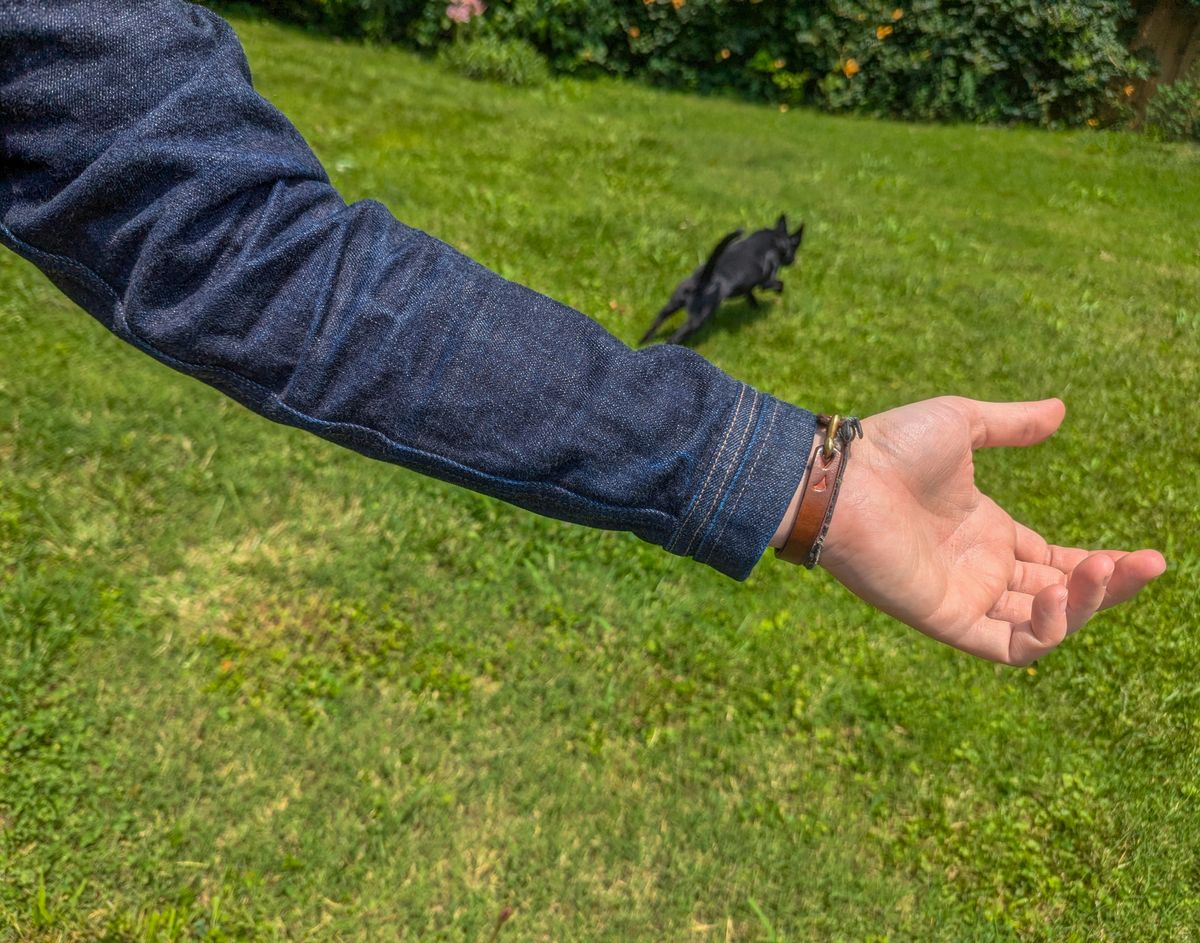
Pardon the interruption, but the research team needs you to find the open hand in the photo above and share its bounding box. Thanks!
[818,397,1166,665]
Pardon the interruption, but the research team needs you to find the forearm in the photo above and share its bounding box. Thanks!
[0,0,816,577]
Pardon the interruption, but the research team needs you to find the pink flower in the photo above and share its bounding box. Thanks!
[447,0,485,23]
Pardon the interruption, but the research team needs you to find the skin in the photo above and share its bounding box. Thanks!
[771,397,1167,666]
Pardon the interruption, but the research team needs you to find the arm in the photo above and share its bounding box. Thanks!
[1,4,1163,658]
[0,0,814,579]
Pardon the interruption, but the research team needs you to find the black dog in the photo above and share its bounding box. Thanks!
[639,215,805,346]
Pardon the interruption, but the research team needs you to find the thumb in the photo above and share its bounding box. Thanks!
[961,397,1066,450]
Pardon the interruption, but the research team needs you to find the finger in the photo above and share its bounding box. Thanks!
[1014,522,1092,573]
[1100,549,1167,610]
[1010,559,1068,596]
[1014,534,1164,611]
[960,398,1066,450]
[988,591,1033,624]
[1008,585,1069,666]
[1066,553,1115,634]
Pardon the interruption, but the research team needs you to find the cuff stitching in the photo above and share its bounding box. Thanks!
[704,396,779,557]
[681,388,760,557]
[668,382,747,552]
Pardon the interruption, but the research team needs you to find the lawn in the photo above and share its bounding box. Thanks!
[2,12,1198,942]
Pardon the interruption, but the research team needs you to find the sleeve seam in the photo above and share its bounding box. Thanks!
[671,385,760,557]
[665,382,748,553]
[703,396,780,559]
[689,391,770,558]
[681,389,760,557]
[0,219,678,528]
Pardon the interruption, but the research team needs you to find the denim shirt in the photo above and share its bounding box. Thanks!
[0,1,817,579]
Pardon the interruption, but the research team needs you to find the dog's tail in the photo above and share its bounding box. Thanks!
[695,228,742,290]
[686,228,741,320]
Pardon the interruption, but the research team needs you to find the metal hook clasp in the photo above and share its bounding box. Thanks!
[822,415,842,460]
[820,414,862,461]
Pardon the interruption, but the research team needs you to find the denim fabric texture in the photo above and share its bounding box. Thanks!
[0,0,818,579]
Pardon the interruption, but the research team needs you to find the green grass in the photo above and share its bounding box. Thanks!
[2,14,1199,942]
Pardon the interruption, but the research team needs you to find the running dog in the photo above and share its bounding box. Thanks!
[639,215,805,346]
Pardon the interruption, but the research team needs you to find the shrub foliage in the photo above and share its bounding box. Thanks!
[436,34,550,85]
[249,0,1150,127]
[1145,64,1200,141]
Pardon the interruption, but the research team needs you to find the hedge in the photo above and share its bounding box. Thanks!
[234,0,1152,127]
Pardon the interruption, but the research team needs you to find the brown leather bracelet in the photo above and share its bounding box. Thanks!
[776,414,862,568]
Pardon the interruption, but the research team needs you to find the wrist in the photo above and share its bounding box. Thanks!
[772,415,863,566]
[816,428,878,572]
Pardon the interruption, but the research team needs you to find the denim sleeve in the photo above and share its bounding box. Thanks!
[0,0,817,579]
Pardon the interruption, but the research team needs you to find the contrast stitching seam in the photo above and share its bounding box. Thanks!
[686,388,758,555]
[0,221,676,527]
[683,387,759,557]
[705,396,778,559]
[687,390,765,556]
[669,382,745,552]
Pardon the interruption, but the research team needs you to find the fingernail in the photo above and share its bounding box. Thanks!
[1058,593,1069,613]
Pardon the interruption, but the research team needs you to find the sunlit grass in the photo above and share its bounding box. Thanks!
[1,13,1198,941]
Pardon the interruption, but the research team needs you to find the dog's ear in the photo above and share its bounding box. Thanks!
[775,213,788,232]
[791,222,805,246]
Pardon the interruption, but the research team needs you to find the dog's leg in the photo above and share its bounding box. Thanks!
[669,289,721,345]
[745,289,760,308]
[639,297,686,345]
[764,277,784,293]
[667,316,704,346]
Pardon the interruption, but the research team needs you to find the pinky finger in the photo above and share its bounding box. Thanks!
[1008,585,1069,666]
[1101,549,1168,610]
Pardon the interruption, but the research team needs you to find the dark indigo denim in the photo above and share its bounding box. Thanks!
[0,0,817,579]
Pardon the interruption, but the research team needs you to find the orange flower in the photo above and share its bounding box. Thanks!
[843,58,860,77]
[1087,118,1099,127]
[876,24,894,39]
[1124,83,1135,97]
[671,0,684,8]
[628,25,640,38]
[773,57,786,69]
[892,7,903,20]
[719,48,731,60]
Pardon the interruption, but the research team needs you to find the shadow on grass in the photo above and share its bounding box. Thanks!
[634,295,783,350]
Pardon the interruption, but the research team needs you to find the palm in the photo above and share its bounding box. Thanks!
[817,397,1165,665]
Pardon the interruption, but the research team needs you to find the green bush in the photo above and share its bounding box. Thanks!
[1144,66,1200,142]
[224,0,1150,128]
[253,0,427,41]
[437,34,550,85]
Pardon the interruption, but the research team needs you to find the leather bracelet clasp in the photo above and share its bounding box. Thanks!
[776,413,863,569]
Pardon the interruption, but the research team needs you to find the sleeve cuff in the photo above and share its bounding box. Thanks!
[666,387,817,580]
